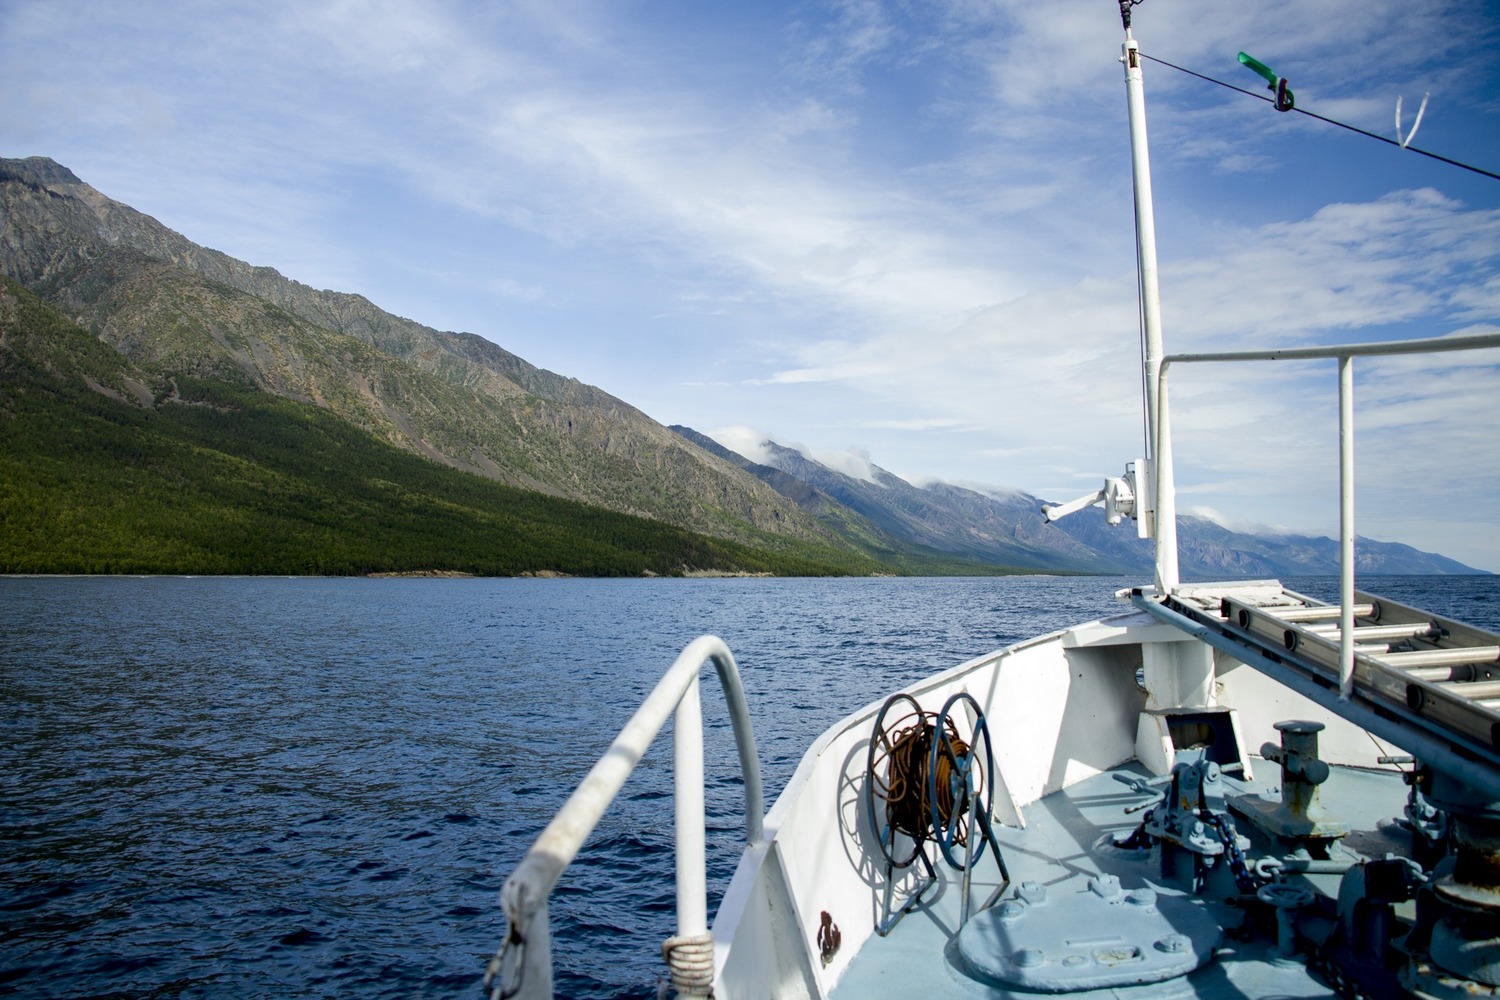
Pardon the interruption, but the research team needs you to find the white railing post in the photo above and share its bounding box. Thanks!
[1338,355,1355,698]
[674,669,709,932]
[1154,362,1180,593]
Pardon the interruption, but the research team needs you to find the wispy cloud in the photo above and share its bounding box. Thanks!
[706,425,886,485]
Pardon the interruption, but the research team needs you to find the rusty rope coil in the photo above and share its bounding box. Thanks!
[880,711,971,845]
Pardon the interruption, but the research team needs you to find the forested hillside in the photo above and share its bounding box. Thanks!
[0,278,874,577]
[0,156,857,555]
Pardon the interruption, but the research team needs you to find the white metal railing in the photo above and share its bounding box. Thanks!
[1155,331,1500,698]
[484,635,764,999]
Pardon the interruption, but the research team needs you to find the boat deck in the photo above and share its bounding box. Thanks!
[832,760,1411,998]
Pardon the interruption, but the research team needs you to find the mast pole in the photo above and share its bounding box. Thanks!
[1122,29,1179,592]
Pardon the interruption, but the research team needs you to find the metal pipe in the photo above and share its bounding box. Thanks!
[1374,647,1500,669]
[1306,623,1438,641]
[1153,364,1180,591]
[1436,679,1500,699]
[1339,355,1355,700]
[1255,857,1357,877]
[1123,36,1178,592]
[1409,665,1478,682]
[676,673,708,939]
[1275,604,1377,623]
[1154,331,1500,691]
[1166,331,1500,365]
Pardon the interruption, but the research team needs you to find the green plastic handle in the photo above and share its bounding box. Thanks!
[1238,51,1278,86]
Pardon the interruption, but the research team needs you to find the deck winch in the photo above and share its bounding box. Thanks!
[1403,770,1500,995]
[1113,748,1254,894]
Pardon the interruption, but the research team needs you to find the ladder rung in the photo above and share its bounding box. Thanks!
[1408,665,1479,682]
[1375,647,1500,670]
[1271,603,1376,623]
[1305,622,1440,641]
[1439,679,1500,701]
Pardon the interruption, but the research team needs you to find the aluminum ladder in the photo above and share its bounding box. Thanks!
[1139,582,1500,785]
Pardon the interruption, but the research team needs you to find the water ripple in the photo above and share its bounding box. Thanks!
[3,574,1493,997]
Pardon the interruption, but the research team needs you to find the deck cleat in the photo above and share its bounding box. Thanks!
[1232,720,1350,853]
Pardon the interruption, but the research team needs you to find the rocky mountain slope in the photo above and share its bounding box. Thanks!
[674,427,1113,572]
[0,156,847,553]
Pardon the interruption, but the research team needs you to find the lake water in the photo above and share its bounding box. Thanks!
[3,574,1496,998]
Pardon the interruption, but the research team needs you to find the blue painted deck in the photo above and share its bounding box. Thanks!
[832,761,1410,998]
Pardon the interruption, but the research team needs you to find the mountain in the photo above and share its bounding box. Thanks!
[675,427,1114,573]
[674,427,1487,577]
[672,425,1045,573]
[0,275,875,576]
[0,156,854,558]
[1175,516,1479,577]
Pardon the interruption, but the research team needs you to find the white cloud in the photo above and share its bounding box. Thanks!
[861,417,969,431]
[705,426,884,485]
[920,478,1030,501]
[807,444,883,485]
[706,426,776,467]
[487,277,547,304]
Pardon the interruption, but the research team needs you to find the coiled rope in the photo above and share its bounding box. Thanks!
[661,932,715,997]
[880,711,972,846]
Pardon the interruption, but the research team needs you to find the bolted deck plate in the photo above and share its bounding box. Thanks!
[955,874,1221,992]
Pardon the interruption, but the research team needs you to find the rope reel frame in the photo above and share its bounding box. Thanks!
[930,692,996,870]
[866,691,997,874]
[866,693,928,871]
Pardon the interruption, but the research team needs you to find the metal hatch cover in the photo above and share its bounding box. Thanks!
[955,875,1221,992]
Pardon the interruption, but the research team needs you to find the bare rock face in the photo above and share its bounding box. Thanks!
[0,157,842,549]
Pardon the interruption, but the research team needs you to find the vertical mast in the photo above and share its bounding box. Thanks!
[1122,24,1179,591]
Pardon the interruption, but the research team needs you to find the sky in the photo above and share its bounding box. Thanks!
[4,0,1499,570]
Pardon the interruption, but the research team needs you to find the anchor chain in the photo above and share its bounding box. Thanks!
[1307,940,1370,1000]
[1207,812,1257,894]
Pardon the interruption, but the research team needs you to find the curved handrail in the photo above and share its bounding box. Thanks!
[485,635,763,999]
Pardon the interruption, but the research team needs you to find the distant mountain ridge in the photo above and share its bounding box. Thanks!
[672,427,1485,577]
[0,155,1484,577]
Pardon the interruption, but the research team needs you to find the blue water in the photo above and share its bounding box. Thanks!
[2,574,1496,998]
